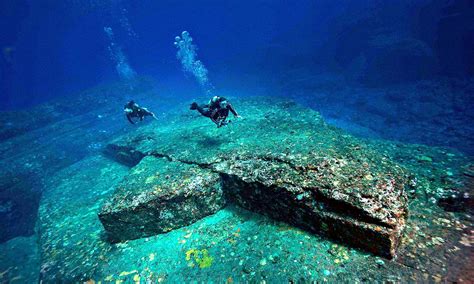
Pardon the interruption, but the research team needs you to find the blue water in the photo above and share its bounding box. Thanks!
[0,0,473,282]
[2,1,473,150]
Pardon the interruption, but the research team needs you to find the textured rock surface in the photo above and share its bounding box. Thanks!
[218,154,407,258]
[8,89,467,283]
[99,156,225,242]
[281,76,474,155]
[0,79,158,243]
[102,97,409,257]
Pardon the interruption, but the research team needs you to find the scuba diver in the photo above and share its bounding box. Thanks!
[190,96,241,128]
[123,100,158,124]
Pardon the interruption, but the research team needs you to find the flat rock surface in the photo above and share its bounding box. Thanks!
[99,156,225,241]
[104,97,409,257]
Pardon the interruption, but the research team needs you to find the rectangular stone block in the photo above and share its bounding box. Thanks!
[98,156,225,242]
[215,154,408,258]
[221,174,404,258]
[100,97,409,257]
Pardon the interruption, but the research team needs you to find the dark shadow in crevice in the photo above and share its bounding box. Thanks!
[0,174,42,244]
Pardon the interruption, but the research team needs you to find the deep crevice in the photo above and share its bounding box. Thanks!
[0,176,42,244]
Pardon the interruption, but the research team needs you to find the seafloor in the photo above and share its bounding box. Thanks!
[0,79,473,283]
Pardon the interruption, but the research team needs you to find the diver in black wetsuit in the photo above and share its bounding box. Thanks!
[190,96,241,127]
[124,100,158,124]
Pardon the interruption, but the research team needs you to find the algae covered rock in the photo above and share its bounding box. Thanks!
[99,156,225,242]
[217,152,408,258]
[100,97,409,257]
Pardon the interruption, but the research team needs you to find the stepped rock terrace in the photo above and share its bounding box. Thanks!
[100,97,409,258]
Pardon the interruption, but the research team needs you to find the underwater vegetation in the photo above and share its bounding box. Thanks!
[185,248,214,269]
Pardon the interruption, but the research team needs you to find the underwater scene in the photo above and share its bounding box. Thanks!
[0,0,473,282]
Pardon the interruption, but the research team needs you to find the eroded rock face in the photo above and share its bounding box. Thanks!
[217,153,407,258]
[100,97,409,257]
[99,156,225,242]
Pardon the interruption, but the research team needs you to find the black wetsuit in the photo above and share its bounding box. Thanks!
[124,101,155,124]
[193,97,238,127]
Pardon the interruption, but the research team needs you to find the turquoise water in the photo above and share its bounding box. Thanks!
[1,1,473,282]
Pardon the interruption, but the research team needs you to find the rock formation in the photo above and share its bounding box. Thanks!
[100,97,409,258]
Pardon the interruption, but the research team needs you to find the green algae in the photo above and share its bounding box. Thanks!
[185,248,214,268]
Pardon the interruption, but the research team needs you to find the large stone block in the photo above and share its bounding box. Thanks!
[216,154,407,258]
[100,97,408,257]
[99,156,225,242]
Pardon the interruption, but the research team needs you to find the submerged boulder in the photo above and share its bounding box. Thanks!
[217,152,407,258]
[100,97,409,257]
[99,156,225,242]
